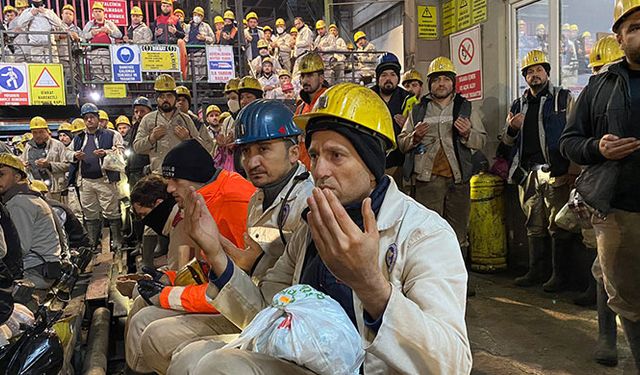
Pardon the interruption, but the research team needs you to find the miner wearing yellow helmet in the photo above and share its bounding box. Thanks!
[272,17,293,71]
[124,6,152,44]
[560,3,640,367]
[57,122,74,146]
[292,16,313,62]
[183,7,215,80]
[219,10,238,46]
[313,19,336,80]
[133,74,212,173]
[19,117,72,202]
[353,30,377,81]
[170,83,472,374]
[243,11,264,62]
[503,49,574,292]
[398,57,486,296]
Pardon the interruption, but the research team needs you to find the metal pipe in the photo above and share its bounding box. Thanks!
[82,307,111,375]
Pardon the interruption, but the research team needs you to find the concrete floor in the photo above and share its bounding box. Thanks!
[467,273,637,375]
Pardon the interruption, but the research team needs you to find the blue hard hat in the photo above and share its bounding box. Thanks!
[133,96,152,110]
[376,52,401,77]
[80,103,99,117]
[235,99,301,146]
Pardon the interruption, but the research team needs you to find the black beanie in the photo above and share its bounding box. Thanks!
[428,72,457,89]
[376,63,401,82]
[305,118,386,182]
[162,139,217,183]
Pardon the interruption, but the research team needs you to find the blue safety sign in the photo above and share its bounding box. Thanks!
[110,45,142,83]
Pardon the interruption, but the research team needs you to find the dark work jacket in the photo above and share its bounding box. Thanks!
[68,129,120,185]
[0,202,23,280]
[371,85,411,168]
[47,198,90,248]
[126,122,150,177]
[407,94,474,183]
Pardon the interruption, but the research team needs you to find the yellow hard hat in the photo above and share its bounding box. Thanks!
[315,20,326,30]
[116,115,131,126]
[238,76,263,93]
[107,121,115,130]
[21,132,32,143]
[614,0,640,32]
[173,8,184,16]
[263,25,272,33]
[219,111,231,121]
[589,35,625,68]
[130,6,143,16]
[3,5,16,14]
[224,77,240,93]
[92,2,104,11]
[293,83,395,151]
[536,23,545,30]
[214,16,224,24]
[402,69,424,85]
[223,10,234,20]
[15,0,28,9]
[329,23,337,31]
[278,69,291,77]
[243,19,247,25]
[98,110,109,121]
[257,39,269,49]
[261,57,273,65]
[175,85,191,99]
[0,153,26,176]
[245,11,258,21]
[582,31,592,38]
[29,116,49,130]
[161,0,172,5]
[275,18,285,27]
[192,6,204,16]
[521,49,550,73]
[29,179,49,193]
[154,74,176,92]
[72,118,85,132]
[206,105,221,116]
[298,52,324,74]
[58,122,73,132]
[561,23,571,31]
[290,26,298,34]
[518,20,526,26]
[570,24,579,31]
[353,31,366,43]
[427,56,456,77]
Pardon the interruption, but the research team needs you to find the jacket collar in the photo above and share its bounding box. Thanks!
[375,177,404,231]
[254,162,308,218]
[1,182,34,204]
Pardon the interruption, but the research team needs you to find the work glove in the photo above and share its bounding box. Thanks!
[137,279,165,306]
[142,266,170,285]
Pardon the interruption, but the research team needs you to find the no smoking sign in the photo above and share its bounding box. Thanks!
[458,37,474,66]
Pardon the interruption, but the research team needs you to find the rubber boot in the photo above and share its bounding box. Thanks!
[85,219,103,251]
[574,247,598,306]
[109,219,123,251]
[621,317,640,372]
[543,236,570,292]
[594,281,618,366]
[515,236,547,287]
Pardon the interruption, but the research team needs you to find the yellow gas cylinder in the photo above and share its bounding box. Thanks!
[469,172,507,272]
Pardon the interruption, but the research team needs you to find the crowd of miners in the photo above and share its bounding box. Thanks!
[0,0,639,373]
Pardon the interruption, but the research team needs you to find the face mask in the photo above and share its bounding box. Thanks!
[227,99,240,113]
[193,16,202,24]
[276,27,285,34]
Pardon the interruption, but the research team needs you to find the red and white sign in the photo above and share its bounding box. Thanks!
[89,0,128,26]
[449,25,483,101]
[0,63,29,106]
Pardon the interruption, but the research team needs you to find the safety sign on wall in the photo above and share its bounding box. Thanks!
[89,0,128,26]
[111,45,142,82]
[0,64,29,105]
[449,25,483,101]
[28,64,66,106]
[206,45,235,83]
[442,0,487,36]
[141,45,181,72]
[417,6,438,40]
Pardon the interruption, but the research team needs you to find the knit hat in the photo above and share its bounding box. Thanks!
[162,139,216,182]
[428,72,457,89]
[305,118,386,182]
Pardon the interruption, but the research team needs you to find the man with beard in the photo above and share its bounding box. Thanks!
[151,0,185,44]
[292,17,314,75]
[123,6,152,44]
[174,85,214,151]
[294,52,327,170]
[243,12,263,63]
[251,39,280,76]
[133,74,211,173]
[560,1,640,369]
[257,58,279,97]
[81,2,121,80]
[398,57,486,296]
[371,52,411,183]
[502,50,574,292]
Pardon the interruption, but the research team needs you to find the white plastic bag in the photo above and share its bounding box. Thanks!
[102,150,126,172]
[224,284,365,375]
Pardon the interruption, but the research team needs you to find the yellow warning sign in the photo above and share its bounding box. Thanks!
[443,0,457,36]
[417,5,438,40]
[103,83,127,99]
[456,0,472,30]
[28,64,65,106]
[472,0,487,24]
